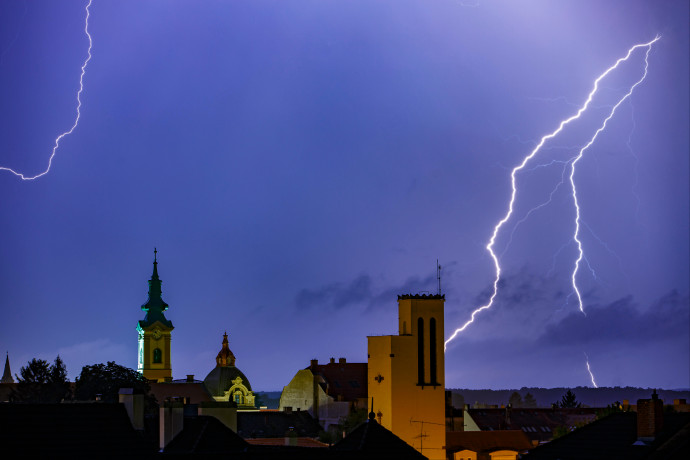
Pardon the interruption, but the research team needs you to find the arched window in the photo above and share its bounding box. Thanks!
[417,317,425,385]
[153,348,162,363]
[403,321,407,335]
[430,317,437,385]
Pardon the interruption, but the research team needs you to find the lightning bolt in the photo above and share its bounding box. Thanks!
[584,353,598,388]
[569,36,658,314]
[444,36,660,351]
[0,0,93,180]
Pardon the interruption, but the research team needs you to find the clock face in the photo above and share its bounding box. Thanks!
[152,327,162,340]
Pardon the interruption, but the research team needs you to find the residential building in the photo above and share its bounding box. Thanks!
[279,357,367,430]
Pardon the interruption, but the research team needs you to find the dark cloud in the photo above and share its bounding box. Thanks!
[537,290,689,347]
[294,274,372,310]
[367,273,439,311]
[294,270,446,311]
[472,268,569,311]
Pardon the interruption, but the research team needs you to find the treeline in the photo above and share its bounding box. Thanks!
[449,386,690,408]
[9,356,156,412]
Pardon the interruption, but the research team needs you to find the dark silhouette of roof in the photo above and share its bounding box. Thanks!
[332,418,427,459]
[163,415,249,454]
[149,381,215,404]
[0,403,155,456]
[246,437,329,447]
[467,407,597,443]
[238,410,322,438]
[523,412,690,460]
[311,360,367,402]
[397,294,444,300]
[446,430,533,454]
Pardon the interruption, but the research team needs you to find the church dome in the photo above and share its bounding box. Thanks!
[202,332,255,408]
[203,366,253,397]
[215,332,236,367]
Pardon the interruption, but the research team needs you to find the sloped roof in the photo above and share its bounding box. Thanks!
[332,418,427,459]
[523,412,690,460]
[238,410,323,438]
[0,403,155,456]
[164,415,249,454]
[467,407,597,442]
[149,381,215,404]
[312,361,367,401]
[446,430,533,453]
[246,437,329,448]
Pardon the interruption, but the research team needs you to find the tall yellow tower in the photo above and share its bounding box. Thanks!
[137,249,174,382]
[368,294,445,460]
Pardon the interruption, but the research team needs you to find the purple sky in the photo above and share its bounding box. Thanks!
[0,0,687,391]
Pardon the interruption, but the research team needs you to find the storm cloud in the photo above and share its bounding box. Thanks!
[537,290,689,347]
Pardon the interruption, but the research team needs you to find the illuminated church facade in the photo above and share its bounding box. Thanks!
[137,249,174,382]
[135,251,255,409]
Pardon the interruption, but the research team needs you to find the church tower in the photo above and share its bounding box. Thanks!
[137,249,174,382]
[1,352,14,384]
[368,294,445,460]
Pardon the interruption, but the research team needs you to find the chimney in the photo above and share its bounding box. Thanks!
[118,388,144,430]
[186,374,195,382]
[284,406,293,414]
[310,359,318,369]
[505,404,511,426]
[338,357,346,364]
[285,427,298,446]
[160,400,184,450]
[330,357,335,364]
[637,390,663,441]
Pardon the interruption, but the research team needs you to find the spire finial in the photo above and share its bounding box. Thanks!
[154,247,157,262]
[369,397,376,421]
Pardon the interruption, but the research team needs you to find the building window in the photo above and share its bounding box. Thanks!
[430,317,437,385]
[417,317,425,385]
[403,321,407,334]
[153,348,162,363]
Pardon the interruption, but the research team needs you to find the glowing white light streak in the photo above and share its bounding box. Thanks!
[585,353,598,388]
[444,36,660,350]
[569,36,658,314]
[0,0,93,180]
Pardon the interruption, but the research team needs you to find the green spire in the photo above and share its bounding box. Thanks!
[139,249,173,329]
[141,248,168,312]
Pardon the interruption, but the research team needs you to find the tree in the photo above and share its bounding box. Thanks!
[74,361,156,412]
[558,389,581,408]
[523,392,537,408]
[11,356,71,403]
[509,391,523,408]
[596,401,623,420]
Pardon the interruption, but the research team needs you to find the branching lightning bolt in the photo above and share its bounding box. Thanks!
[569,36,658,314]
[0,0,93,180]
[444,36,660,351]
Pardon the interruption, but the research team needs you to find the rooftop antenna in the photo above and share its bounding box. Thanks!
[437,259,442,295]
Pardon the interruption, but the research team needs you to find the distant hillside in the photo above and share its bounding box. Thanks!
[449,387,690,408]
[255,391,282,409]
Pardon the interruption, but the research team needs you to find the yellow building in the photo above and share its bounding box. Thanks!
[368,294,446,460]
[137,249,174,382]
